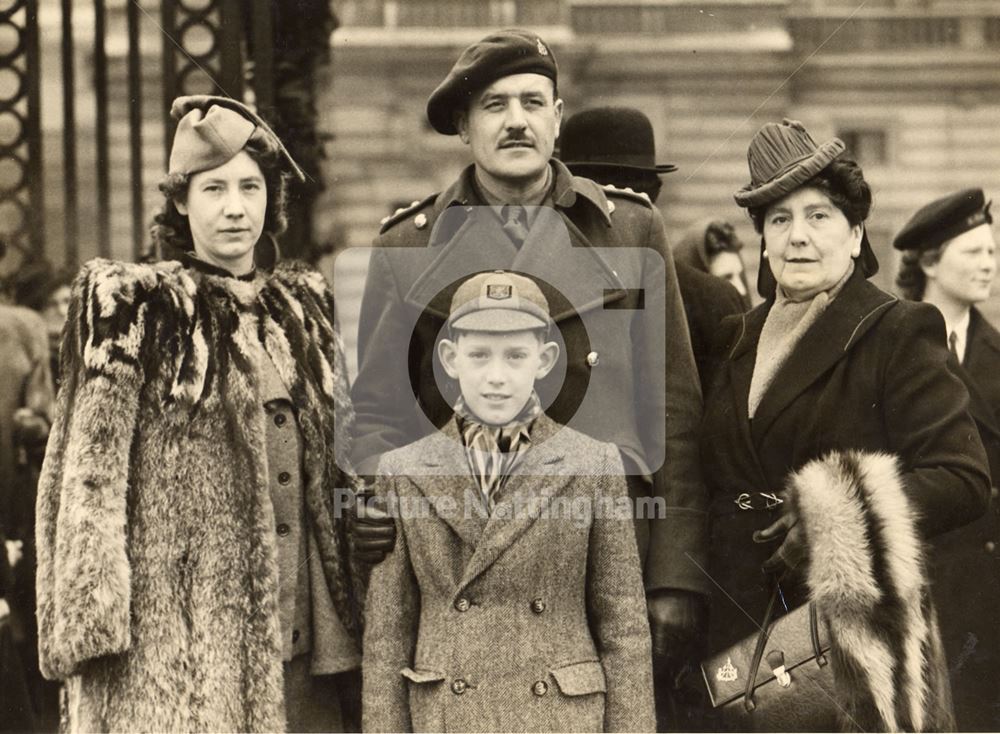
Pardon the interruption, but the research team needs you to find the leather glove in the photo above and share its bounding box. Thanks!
[647,588,705,676]
[353,489,397,565]
[754,503,807,576]
[12,408,49,446]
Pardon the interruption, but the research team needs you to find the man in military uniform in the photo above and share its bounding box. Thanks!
[350,29,708,683]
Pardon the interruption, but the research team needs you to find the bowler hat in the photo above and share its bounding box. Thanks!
[734,119,844,209]
[560,107,677,175]
[893,188,993,252]
[426,29,558,136]
[448,271,552,333]
[168,95,305,181]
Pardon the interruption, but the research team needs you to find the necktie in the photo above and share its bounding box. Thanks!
[949,330,961,362]
[501,205,529,248]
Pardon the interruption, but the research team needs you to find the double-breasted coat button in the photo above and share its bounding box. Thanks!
[991,486,999,501]
[414,213,428,229]
[454,597,471,612]
[532,680,548,696]
[530,598,546,614]
[273,413,287,427]
[451,679,468,695]
[985,541,996,553]
[606,200,616,215]
[276,523,290,537]
[586,351,600,367]
[278,471,291,485]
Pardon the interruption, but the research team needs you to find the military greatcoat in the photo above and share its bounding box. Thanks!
[350,160,707,595]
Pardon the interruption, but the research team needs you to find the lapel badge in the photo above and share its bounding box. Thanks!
[716,657,738,682]
[414,213,428,229]
[487,284,512,300]
[536,38,548,56]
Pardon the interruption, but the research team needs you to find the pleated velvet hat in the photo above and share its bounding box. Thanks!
[734,119,845,209]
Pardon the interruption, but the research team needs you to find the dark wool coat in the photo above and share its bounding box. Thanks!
[351,160,708,595]
[35,259,363,733]
[700,267,989,657]
[931,306,1000,731]
[363,415,655,733]
[674,263,745,392]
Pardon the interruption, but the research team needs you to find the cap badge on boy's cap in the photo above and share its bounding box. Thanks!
[448,270,552,333]
[168,95,306,181]
[487,284,512,300]
[537,38,549,55]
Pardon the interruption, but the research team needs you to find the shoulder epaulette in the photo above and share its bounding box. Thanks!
[379,193,437,234]
[601,184,653,209]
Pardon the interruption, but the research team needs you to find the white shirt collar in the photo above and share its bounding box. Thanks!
[944,309,972,364]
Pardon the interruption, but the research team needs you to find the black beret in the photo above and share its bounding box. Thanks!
[426,29,558,136]
[893,188,993,252]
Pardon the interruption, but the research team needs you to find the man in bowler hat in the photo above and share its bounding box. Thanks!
[560,106,745,391]
[894,189,1000,730]
[351,29,709,679]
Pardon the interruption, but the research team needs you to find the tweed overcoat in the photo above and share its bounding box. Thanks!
[700,267,990,655]
[930,305,1000,731]
[362,414,655,733]
[351,160,707,595]
[35,258,364,732]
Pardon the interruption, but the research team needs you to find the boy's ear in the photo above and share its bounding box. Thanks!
[175,197,188,216]
[438,338,460,379]
[535,341,560,379]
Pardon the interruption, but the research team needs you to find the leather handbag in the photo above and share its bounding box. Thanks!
[700,580,840,731]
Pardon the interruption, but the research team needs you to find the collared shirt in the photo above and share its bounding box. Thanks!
[944,309,972,364]
[474,165,554,230]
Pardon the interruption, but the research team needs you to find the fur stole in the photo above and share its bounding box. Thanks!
[790,451,954,732]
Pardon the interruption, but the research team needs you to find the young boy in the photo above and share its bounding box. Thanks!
[362,271,655,733]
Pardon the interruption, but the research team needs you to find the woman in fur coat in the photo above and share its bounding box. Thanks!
[699,120,990,732]
[35,95,389,733]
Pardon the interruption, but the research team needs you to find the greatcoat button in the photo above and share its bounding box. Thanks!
[985,541,996,554]
[451,679,468,695]
[586,351,600,367]
[414,213,428,229]
[530,598,546,614]
[274,413,287,427]
[532,680,548,696]
[276,523,290,537]
[991,486,999,500]
[278,471,291,485]
[454,597,471,612]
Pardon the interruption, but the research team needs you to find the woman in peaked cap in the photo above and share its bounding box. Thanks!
[34,95,393,733]
[698,120,987,731]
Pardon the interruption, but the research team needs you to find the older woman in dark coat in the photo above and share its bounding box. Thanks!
[699,120,989,731]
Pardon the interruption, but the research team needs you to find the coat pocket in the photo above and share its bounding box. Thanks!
[550,660,607,696]
[401,667,447,732]
[400,667,446,684]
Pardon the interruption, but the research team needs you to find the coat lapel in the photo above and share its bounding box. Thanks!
[726,306,768,474]
[958,308,1000,439]
[457,414,571,590]
[403,163,627,322]
[405,420,489,548]
[750,271,897,444]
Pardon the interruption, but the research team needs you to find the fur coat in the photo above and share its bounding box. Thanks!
[792,451,954,733]
[35,258,363,732]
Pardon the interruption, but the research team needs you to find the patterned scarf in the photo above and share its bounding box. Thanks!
[454,391,543,511]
